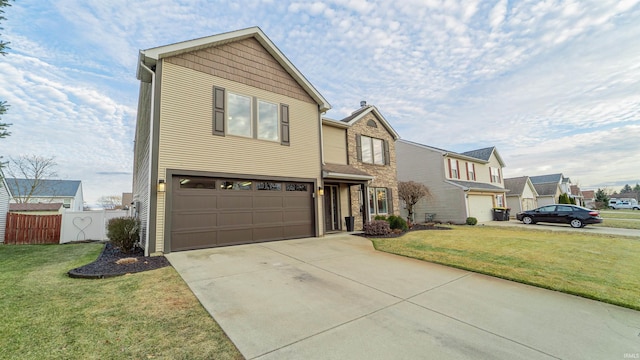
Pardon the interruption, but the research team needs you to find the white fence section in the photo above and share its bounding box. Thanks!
[60,210,129,243]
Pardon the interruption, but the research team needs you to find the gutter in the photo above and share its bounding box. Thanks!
[138,60,155,256]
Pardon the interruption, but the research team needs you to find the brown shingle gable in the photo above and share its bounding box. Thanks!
[139,27,331,111]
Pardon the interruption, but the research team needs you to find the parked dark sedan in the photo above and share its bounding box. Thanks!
[516,205,603,228]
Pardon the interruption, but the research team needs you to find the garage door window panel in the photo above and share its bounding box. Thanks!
[257,182,282,191]
[179,177,217,189]
[220,181,252,190]
[286,183,308,191]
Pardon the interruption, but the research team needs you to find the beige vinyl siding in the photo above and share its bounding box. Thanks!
[521,182,538,211]
[473,154,503,186]
[506,195,523,213]
[131,82,152,251]
[155,62,322,252]
[396,141,467,224]
[322,125,347,165]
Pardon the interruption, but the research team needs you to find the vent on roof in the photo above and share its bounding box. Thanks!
[360,100,367,107]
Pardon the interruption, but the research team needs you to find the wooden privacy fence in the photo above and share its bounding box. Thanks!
[4,213,62,245]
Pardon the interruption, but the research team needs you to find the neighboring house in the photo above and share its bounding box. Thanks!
[529,173,564,206]
[0,176,11,243]
[570,185,584,206]
[396,140,507,223]
[322,102,400,231]
[121,192,133,210]
[504,176,539,214]
[5,178,84,211]
[9,202,64,215]
[132,27,331,254]
[610,192,639,202]
[582,190,595,208]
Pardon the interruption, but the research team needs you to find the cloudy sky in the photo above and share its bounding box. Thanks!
[1,0,639,204]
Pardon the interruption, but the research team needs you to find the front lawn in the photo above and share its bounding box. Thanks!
[0,243,243,360]
[596,210,640,229]
[372,226,640,310]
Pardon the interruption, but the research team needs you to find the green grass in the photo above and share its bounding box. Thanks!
[0,243,243,360]
[594,218,640,229]
[596,210,640,229]
[372,226,640,310]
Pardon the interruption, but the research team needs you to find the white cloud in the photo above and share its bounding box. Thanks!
[1,0,639,199]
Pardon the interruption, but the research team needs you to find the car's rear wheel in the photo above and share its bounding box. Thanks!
[570,219,583,228]
[522,216,534,225]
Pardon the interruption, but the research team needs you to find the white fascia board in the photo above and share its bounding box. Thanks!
[323,172,374,181]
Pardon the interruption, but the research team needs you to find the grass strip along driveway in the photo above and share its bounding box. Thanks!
[0,243,242,360]
[372,226,640,311]
[596,209,640,229]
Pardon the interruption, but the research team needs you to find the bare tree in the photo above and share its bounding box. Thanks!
[5,155,58,203]
[398,181,431,223]
[97,195,123,209]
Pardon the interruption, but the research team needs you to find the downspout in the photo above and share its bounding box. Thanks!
[139,61,155,256]
[318,107,325,236]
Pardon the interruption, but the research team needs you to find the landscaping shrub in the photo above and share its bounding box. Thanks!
[466,217,478,225]
[374,215,387,221]
[363,220,391,236]
[107,217,140,253]
[387,215,409,231]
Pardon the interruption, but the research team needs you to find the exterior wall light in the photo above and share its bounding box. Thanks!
[158,179,166,192]
[318,187,324,196]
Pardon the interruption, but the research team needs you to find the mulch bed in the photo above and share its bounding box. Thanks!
[68,242,170,279]
[356,223,452,238]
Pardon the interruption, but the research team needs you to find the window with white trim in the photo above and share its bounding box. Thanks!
[369,187,388,215]
[214,88,289,144]
[450,159,459,179]
[361,135,385,165]
[490,167,500,183]
[496,194,504,207]
[257,100,279,141]
[467,162,475,181]
[227,92,252,137]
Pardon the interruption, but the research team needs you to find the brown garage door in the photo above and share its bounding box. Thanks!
[170,176,315,251]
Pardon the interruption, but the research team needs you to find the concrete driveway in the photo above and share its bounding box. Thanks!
[167,234,640,360]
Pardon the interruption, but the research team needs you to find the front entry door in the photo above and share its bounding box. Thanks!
[324,185,340,232]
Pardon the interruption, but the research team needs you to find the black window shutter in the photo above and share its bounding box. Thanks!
[356,134,362,161]
[213,86,225,136]
[387,188,394,214]
[384,140,390,165]
[280,104,290,146]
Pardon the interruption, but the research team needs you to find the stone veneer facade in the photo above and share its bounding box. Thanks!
[346,110,400,230]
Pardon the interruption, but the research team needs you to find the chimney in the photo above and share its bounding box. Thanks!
[360,100,367,107]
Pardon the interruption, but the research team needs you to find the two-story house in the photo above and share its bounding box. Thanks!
[321,102,400,232]
[529,173,564,206]
[132,27,334,254]
[396,140,507,223]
